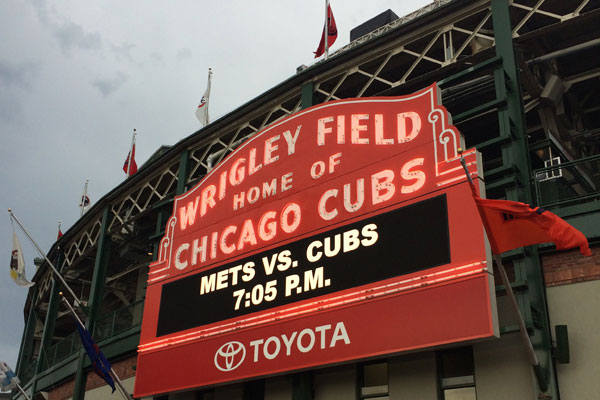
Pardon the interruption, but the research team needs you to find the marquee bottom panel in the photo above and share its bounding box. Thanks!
[134,273,495,397]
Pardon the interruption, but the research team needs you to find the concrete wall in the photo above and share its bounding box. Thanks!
[313,364,356,400]
[82,376,135,400]
[389,351,437,399]
[473,334,536,400]
[547,280,600,400]
[265,376,292,400]
[212,383,243,400]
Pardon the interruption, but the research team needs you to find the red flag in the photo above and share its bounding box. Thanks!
[80,195,91,208]
[469,182,591,256]
[314,4,337,58]
[123,143,138,175]
[57,229,63,240]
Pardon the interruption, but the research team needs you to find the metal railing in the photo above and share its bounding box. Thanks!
[38,299,144,373]
[94,299,144,342]
[18,359,37,386]
[44,330,81,367]
[533,154,600,208]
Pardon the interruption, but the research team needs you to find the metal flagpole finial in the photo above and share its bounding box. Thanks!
[457,147,474,185]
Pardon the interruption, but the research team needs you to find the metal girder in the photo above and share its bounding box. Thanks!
[73,207,112,400]
[62,217,102,268]
[21,1,600,396]
[511,0,594,38]
[16,286,39,376]
[314,4,495,101]
[31,0,600,311]
[186,94,302,183]
[329,0,455,56]
[31,0,500,310]
[107,162,179,234]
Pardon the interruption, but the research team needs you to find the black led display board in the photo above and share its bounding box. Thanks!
[157,194,450,336]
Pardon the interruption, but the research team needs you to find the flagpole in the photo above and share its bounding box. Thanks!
[14,382,31,400]
[458,150,548,392]
[324,0,329,60]
[59,294,133,400]
[127,129,136,177]
[206,69,212,125]
[80,179,89,217]
[8,209,83,308]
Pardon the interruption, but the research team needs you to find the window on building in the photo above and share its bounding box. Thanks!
[359,361,389,399]
[437,346,476,400]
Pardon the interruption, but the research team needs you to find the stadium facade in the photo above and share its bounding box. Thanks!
[11,0,600,399]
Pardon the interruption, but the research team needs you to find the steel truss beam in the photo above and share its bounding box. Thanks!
[24,2,600,396]
[511,0,592,38]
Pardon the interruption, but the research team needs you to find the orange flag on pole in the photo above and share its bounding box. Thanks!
[468,181,591,256]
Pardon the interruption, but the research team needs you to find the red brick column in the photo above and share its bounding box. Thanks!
[542,247,599,287]
[47,355,137,400]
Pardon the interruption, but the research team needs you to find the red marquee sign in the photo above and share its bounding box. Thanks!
[134,84,497,397]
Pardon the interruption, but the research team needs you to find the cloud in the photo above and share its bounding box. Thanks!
[29,0,102,56]
[0,61,38,122]
[0,94,21,123]
[29,0,51,25]
[111,42,138,64]
[176,48,192,61]
[0,60,38,90]
[149,51,164,65]
[91,72,128,97]
[53,20,102,55]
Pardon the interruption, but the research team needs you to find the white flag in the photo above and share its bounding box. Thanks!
[195,68,212,126]
[195,91,209,126]
[10,230,34,287]
[0,361,20,392]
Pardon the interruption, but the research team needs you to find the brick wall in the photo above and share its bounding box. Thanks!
[47,355,136,400]
[542,246,599,286]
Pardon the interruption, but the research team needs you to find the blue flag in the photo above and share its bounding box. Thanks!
[0,360,20,392]
[75,322,116,392]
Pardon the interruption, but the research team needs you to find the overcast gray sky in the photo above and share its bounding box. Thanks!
[0,0,432,378]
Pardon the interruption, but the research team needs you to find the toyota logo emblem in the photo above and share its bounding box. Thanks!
[214,341,246,372]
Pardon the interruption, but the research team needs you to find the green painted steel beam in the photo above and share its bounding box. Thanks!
[34,329,141,394]
[292,372,313,400]
[32,278,60,371]
[550,209,600,241]
[438,55,503,88]
[30,252,63,397]
[452,98,506,123]
[485,175,520,191]
[491,0,557,396]
[473,133,512,150]
[491,0,532,203]
[485,163,519,180]
[243,379,265,400]
[177,150,190,195]
[301,82,315,110]
[15,286,38,377]
[495,279,529,293]
[73,206,113,400]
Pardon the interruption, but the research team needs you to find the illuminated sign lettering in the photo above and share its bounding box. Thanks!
[134,84,498,398]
